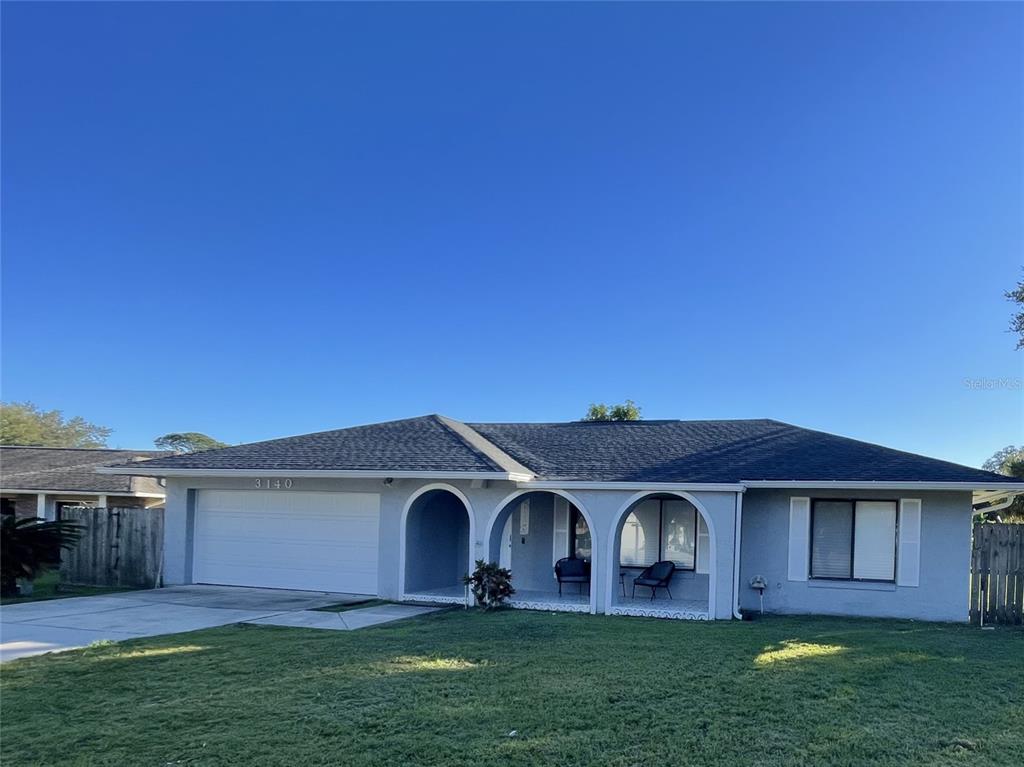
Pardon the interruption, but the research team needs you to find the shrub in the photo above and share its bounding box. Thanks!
[463,560,515,609]
[0,516,84,597]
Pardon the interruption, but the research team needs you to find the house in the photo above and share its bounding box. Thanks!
[101,416,1023,622]
[1,446,168,520]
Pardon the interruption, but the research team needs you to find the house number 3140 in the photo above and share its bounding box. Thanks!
[255,478,293,489]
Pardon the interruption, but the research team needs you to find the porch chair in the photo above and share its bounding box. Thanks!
[632,560,675,601]
[554,557,590,596]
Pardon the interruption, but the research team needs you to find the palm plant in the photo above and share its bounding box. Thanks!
[0,516,84,597]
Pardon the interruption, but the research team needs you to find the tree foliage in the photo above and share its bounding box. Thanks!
[983,446,1024,474]
[154,432,228,453]
[0,402,111,448]
[583,400,642,421]
[1008,271,1024,350]
[0,517,84,596]
[981,446,1024,522]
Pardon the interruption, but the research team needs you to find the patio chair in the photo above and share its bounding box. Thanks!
[554,557,590,596]
[632,561,675,601]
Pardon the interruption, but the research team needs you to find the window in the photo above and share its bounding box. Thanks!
[810,499,897,582]
[619,498,697,570]
[570,506,591,561]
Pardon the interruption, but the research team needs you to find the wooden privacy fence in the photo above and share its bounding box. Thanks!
[60,507,164,588]
[970,522,1023,626]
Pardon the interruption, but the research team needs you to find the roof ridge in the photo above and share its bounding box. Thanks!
[467,418,779,427]
[432,415,535,477]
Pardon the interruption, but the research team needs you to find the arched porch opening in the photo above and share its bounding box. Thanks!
[401,486,473,605]
[606,492,715,620]
[486,490,596,613]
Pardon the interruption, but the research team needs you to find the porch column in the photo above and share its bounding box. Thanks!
[97,495,108,508]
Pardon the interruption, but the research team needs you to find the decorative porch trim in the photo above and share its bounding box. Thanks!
[403,593,470,607]
[508,598,590,614]
[607,604,710,621]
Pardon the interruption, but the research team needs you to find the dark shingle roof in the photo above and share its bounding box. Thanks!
[468,419,1017,484]
[108,415,1019,487]
[128,416,505,473]
[0,446,169,494]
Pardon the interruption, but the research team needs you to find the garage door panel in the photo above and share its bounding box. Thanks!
[197,512,379,541]
[194,490,380,594]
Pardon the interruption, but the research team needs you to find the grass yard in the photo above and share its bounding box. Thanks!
[1,610,1021,767]
[0,570,136,605]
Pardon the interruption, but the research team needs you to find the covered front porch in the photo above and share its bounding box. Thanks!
[606,493,713,620]
[486,491,596,614]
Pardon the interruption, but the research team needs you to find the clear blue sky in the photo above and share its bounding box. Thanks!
[2,2,1021,467]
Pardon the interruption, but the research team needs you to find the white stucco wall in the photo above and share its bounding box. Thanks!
[738,489,974,622]
[162,476,740,617]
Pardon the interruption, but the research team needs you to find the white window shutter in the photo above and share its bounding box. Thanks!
[788,497,810,581]
[897,499,921,587]
[696,514,710,574]
[552,497,570,575]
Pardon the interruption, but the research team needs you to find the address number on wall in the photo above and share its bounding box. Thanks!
[255,478,293,489]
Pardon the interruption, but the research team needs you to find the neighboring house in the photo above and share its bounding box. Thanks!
[1,446,168,520]
[101,416,1023,622]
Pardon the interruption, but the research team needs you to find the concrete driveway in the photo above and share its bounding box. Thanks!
[0,586,433,662]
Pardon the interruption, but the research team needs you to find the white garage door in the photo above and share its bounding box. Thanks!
[193,490,380,594]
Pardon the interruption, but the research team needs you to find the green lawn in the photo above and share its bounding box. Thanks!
[0,570,136,605]
[2,611,1022,767]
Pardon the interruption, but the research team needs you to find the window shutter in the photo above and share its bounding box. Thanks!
[853,501,897,581]
[788,497,810,581]
[696,514,710,574]
[552,497,570,574]
[897,499,921,587]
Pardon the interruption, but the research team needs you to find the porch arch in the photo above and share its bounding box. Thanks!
[485,489,598,614]
[605,490,717,619]
[399,483,475,604]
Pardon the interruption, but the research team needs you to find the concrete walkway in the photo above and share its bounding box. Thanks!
[246,603,439,631]
[0,586,438,662]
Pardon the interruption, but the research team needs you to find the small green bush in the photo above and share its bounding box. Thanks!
[463,560,514,609]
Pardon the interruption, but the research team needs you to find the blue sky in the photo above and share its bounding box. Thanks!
[2,2,1021,467]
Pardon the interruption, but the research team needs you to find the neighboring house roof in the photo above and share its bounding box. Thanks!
[101,415,1020,488]
[0,446,169,495]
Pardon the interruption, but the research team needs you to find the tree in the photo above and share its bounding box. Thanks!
[154,432,228,453]
[1008,271,1024,349]
[0,517,84,597]
[982,445,1024,474]
[0,402,111,448]
[583,400,642,421]
[981,446,1024,522]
